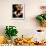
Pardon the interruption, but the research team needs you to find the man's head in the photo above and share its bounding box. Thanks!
[40,6,46,14]
[16,4,23,11]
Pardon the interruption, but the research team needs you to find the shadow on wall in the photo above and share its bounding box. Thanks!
[30,16,40,27]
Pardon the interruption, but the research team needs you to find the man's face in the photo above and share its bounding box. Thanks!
[40,6,46,14]
[16,4,23,11]
[42,8,46,14]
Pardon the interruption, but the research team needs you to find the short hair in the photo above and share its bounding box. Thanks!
[40,6,46,9]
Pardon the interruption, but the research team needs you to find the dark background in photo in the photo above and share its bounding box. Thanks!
[12,4,23,18]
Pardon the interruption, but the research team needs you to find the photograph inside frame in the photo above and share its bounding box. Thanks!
[12,4,24,19]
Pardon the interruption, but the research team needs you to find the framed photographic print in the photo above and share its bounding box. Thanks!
[12,4,24,19]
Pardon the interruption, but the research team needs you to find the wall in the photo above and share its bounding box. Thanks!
[0,0,46,39]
